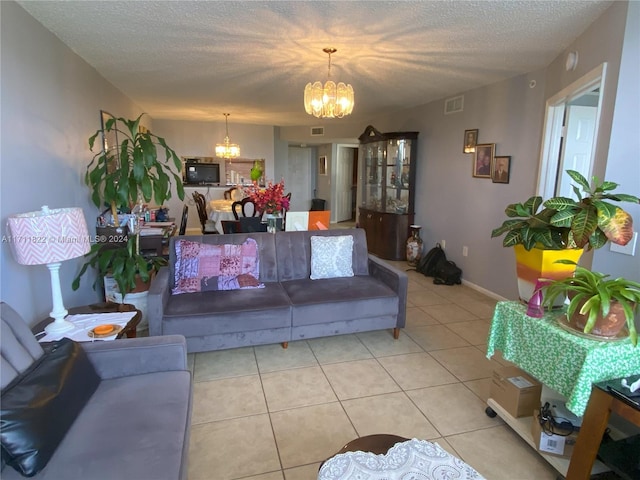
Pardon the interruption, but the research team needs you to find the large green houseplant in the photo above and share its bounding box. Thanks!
[541,260,639,346]
[86,113,185,226]
[79,113,184,299]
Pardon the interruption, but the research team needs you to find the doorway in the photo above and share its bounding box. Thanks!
[537,64,606,199]
[335,145,358,223]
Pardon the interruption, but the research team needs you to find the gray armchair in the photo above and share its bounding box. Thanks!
[0,302,193,480]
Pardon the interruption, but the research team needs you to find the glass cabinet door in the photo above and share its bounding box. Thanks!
[359,125,418,215]
[384,138,412,213]
[363,141,385,211]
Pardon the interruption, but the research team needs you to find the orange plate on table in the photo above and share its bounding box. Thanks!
[88,324,122,338]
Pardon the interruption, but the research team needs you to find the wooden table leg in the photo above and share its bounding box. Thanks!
[565,387,613,480]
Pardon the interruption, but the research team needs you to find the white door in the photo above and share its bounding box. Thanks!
[285,147,313,211]
[335,146,354,222]
[557,105,597,197]
[537,64,604,201]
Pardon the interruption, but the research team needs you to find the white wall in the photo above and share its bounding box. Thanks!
[0,1,145,324]
[591,1,640,281]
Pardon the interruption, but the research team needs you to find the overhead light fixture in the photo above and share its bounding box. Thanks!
[304,48,354,119]
[215,113,240,159]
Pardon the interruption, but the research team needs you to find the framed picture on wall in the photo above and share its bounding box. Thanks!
[473,143,494,178]
[463,129,478,154]
[318,155,328,175]
[492,156,511,184]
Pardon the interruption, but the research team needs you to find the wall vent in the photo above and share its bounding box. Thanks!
[310,126,324,136]
[444,95,464,115]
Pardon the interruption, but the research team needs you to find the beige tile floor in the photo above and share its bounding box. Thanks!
[186,264,560,480]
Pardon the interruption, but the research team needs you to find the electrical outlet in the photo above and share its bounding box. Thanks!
[463,246,468,257]
[441,240,446,250]
[610,232,637,256]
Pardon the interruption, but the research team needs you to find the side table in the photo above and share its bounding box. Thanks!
[566,380,640,480]
[32,302,141,339]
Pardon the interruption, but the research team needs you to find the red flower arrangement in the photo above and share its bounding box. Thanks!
[244,180,290,215]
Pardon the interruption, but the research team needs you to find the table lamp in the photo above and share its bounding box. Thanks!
[7,206,90,333]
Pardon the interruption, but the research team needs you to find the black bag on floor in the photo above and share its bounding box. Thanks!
[413,243,446,277]
[433,260,463,285]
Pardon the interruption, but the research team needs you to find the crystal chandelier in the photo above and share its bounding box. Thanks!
[304,48,354,119]
[215,113,240,158]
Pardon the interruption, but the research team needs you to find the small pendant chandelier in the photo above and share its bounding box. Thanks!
[215,113,240,159]
[304,48,354,119]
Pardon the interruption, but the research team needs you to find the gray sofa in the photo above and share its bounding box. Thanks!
[0,302,192,480]
[148,228,408,353]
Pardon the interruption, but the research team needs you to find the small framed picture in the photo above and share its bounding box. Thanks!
[463,129,478,154]
[318,155,328,175]
[473,144,494,178]
[492,156,511,184]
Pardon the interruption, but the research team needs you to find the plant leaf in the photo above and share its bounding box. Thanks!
[566,170,591,192]
[571,208,599,248]
[543,197,576,210]
[598,206,634,245]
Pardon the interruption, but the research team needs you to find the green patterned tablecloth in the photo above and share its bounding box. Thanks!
[486,301,640,416]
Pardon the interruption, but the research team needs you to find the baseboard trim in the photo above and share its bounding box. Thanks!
[461,279,508,302]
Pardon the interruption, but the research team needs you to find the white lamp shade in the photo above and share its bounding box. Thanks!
[8,206,90,265]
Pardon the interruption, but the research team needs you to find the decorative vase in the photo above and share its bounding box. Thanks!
[266,214,278,234]
[406,225,424,266]
[513,245,584,305]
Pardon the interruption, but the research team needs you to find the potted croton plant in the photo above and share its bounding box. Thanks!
[541,260,639,346]
[491,170,639,303]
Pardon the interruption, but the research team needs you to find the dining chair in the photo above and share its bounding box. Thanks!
[282,192,292,229]
[192,191,217,234]
[178,205,188,235]
[223,187,237,200]
[231,197,260,220]
[238,217,267,233]
[221,220,241,234]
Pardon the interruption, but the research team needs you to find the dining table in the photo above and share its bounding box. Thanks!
[208,199,236,233]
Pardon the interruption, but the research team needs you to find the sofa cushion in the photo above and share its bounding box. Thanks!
[310,235,354,280]
[172,238,263,294]
[1,339,100,477]
[282,276,398,326]
[275,229,370,281]
[163,282,292,337]
[0,371,192,480]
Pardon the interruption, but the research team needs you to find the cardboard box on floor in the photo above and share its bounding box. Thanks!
[531,409,578,458]
[490,366,542,418]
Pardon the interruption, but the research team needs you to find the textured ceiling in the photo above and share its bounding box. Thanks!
[18,1,612,127]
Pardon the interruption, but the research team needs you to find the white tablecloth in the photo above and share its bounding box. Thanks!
[207,199,236,233]
[37,312,137,343]
[318,439,485,480]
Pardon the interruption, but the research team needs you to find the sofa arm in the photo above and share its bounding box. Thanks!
[368,255,408,328]
[82,335,188,380]
[148,266,171,336]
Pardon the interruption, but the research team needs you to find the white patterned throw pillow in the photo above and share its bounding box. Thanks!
[310,235,354,280]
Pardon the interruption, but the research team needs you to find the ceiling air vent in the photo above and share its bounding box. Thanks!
[310,126,324,136]
[444,95,464,115]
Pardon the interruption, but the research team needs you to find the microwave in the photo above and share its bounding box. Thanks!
[184,161,220,185]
